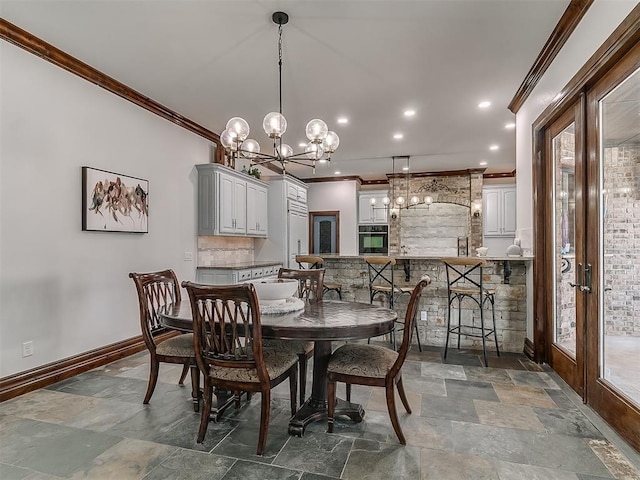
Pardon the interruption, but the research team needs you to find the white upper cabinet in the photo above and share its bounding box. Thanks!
[196,164,268,237]
[358,191,388,224]
[287,181,307,203]
[483,185,516,237]
[246,182,268,236]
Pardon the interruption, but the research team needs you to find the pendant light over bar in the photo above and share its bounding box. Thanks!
[219,12,339,174]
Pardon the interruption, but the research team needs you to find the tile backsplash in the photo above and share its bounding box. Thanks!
[198,236,253,266]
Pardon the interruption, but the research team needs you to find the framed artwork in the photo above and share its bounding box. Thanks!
[82,167,149,233]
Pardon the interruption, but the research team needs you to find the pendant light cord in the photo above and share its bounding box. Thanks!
[278,23,283,116]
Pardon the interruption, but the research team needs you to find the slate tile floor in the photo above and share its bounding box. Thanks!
[1,345,639,479]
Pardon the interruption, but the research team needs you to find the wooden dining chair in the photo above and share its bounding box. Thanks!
[295,254,343,299]
[327,276,431,444]
[129,269,200,411]
[182,281,298,456]
[265,267,324,405]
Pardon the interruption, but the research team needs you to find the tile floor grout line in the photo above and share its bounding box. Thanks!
[545,367,640,473]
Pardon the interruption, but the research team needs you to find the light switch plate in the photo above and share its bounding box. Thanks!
[183,252,193,261]
[420,311,427,321]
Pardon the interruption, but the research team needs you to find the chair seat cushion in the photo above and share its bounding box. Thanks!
[156,333,194,357]
[328,343,398,379]
[263,339,314,356]
[324,282,342,289]
[209,350,298,383]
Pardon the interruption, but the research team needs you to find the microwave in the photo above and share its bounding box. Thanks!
[358,225,389,255]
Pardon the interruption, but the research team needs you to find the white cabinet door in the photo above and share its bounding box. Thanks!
[197,164,268,237]
[218,173,236,234]
[232,177,247,234]
[359,195,374,223]
[219,171,247,234]
[246,183,259,236]
[359,191,388,224]
[285,180,307,203]
[372,196,388,223]
[256,185,268,236]
[502,189,517,235]
[483,186,516,237]
[288,203,308,268]
[246,183,268,236]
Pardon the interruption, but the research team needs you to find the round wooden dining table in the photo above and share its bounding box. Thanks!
[160,299,397,436]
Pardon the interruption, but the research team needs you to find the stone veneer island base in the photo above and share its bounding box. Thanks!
[319,255,532,354]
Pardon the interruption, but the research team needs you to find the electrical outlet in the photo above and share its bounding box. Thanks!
[420,311,427,321]
[22,341,33,357]
[183,252,193,261]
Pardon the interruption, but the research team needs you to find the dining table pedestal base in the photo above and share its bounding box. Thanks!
[288,397,364,436]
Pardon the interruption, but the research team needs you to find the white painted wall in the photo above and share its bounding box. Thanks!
[307,181,358,255]
[515,0,637,340]
[515,0,637,253]
[0,43,212,377]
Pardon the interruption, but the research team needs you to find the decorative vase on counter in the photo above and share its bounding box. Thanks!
[506,238,523,257]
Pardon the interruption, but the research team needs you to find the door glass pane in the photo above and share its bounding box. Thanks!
[553,123,577,357]
[313,215,337,254]
[600,66,640,407]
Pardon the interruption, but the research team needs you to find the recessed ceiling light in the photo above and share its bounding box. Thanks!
[402,166,409,171]
[337,117,349,124]
[393,133,404,140]
[479,161,488,166]
[298,142,307,148]
[505,122,516,129]
[478,101,491,109]
[334,171,341,175]
[404,109,416,117]
[489,144,499,151]
[319,159,328,163]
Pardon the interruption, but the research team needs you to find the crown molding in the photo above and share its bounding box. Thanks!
[0,18,220,145]
[508,0,594,114]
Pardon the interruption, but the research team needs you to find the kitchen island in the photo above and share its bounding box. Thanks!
[318,254,533,353]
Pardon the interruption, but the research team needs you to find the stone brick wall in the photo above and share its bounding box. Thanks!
[603,146,640,337]
[322,256,528,353]
[388,171,484,256]
[555,129,577,350]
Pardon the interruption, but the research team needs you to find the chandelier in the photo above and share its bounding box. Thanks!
[219,12,339,174]
[372,156,434,219]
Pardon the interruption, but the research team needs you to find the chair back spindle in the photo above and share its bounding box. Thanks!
[277,268,325,302]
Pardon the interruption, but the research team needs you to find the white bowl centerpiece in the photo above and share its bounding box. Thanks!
[252,278,298,306]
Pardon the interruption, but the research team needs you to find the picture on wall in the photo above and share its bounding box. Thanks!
[82,166,149,233]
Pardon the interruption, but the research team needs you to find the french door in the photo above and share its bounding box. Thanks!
[544,42,640,451]
[546,100,586,397]
[584,43,640,449]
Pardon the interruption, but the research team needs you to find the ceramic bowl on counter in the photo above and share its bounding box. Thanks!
[252,278,298,305]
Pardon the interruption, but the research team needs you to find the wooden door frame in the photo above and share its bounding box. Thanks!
[532,8,640,451]
[309,211,340,255]
[542,99,586,396]
[531,5,640,364]
[584,40,640,452]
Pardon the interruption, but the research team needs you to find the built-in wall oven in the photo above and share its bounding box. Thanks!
[358,225,389,255]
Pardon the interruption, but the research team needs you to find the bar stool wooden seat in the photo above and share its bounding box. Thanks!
[295,254,343,299]
[441,257,500,367]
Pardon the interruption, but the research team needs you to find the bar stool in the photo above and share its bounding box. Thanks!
[295,255,343,299]
[364,256,422,352]
[441,257,500,367]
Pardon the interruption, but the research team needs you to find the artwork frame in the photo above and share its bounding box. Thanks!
[82,166,149,233]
